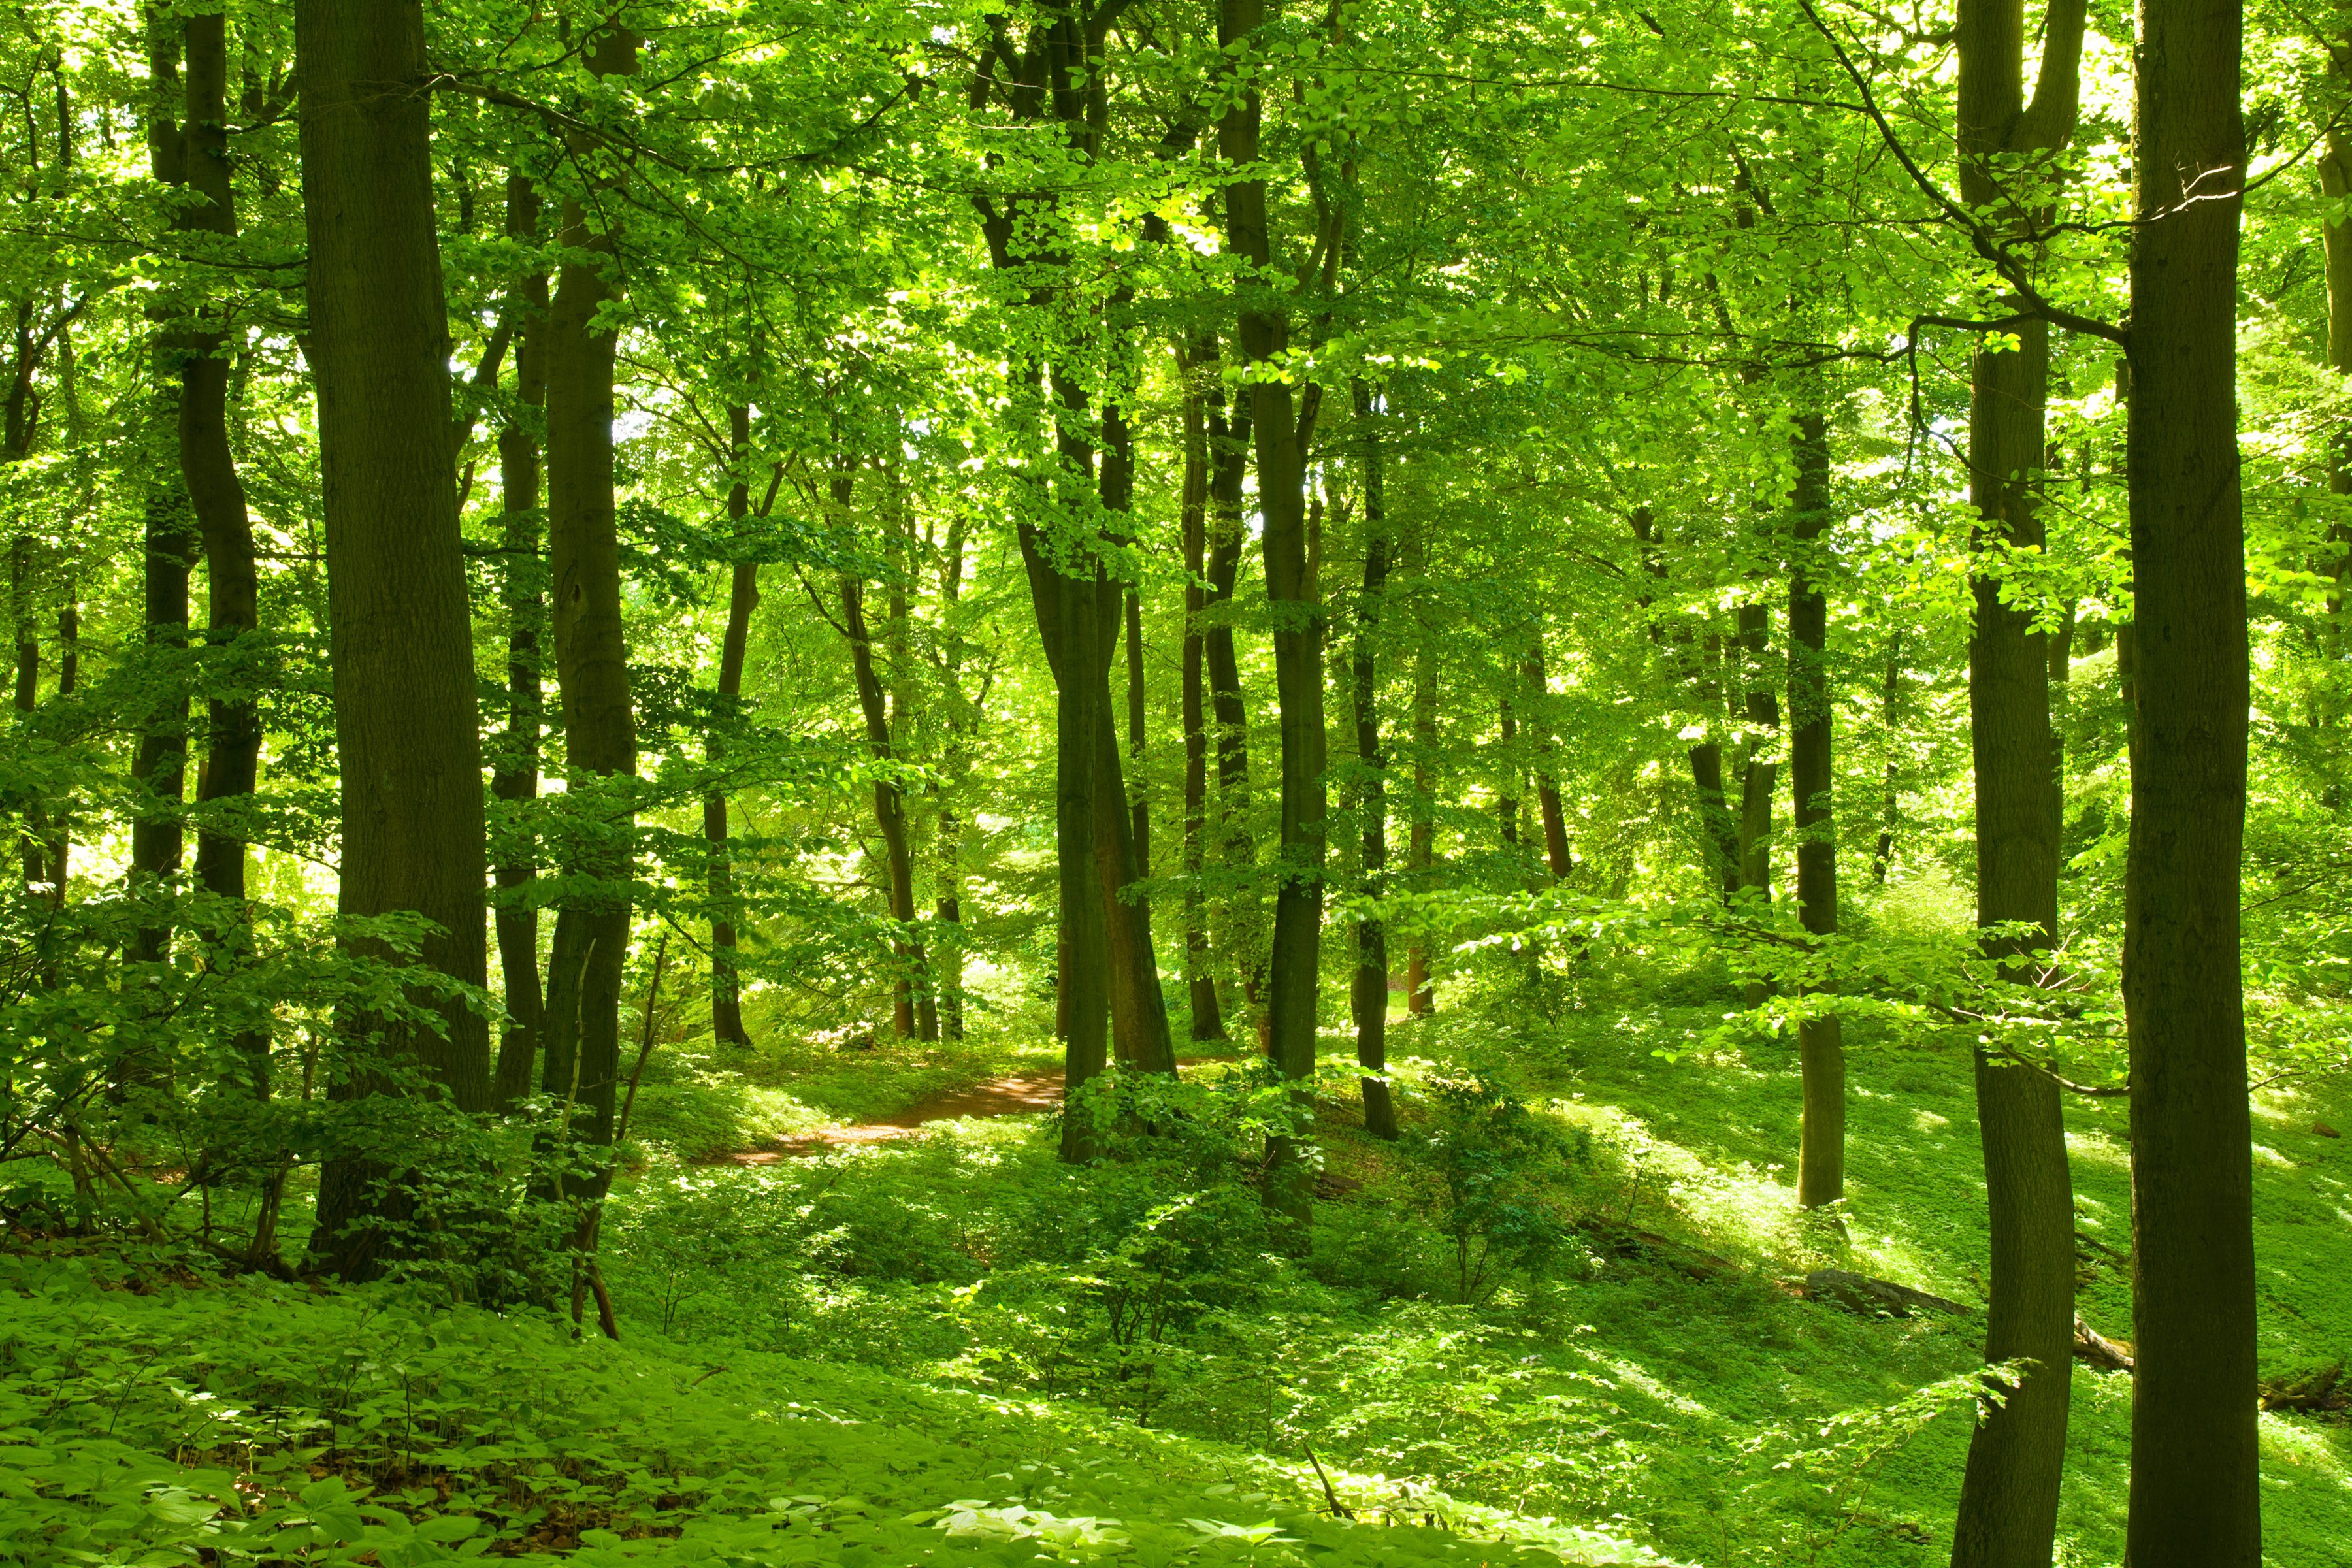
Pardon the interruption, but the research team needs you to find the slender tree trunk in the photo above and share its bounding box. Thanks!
[491,176,548,1109]
[1497,685,1520,851]
[1949,0,2088,1554]
[179,8,265,1092]
[883,468,939,1043]
[537,22,641,1224]
[1406,516,1437,1015]
[126,13,192,991]
[297,0,495,1275]
[1013,368,1115,1155]
[1127,587,1149,865]
[1526,634,1573,879]
[935,512,970,1040]
[1872,632,1902,883]
[1350,382,1396,1137]
[1734,604,1778,900]
[1179,342,1226,1039]
[1224,0,1323,1223]
[706,403,759,1047]
[1094,402,1177,1073]
[2123,0,2257,1558]
[1204,369,1263,1032]
[1787,410,1844,1211]
[837,468,921,1041]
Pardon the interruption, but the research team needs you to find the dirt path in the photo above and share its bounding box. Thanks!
[715,1056,1233,1164]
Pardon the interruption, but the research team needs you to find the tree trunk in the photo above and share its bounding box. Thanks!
[125,13,192,993]
[706,402,758,1047]
[537,22,641,1223]
[1127,587,1149,866]
[1406,518,1437,1015]
[935,512,971,1041]
[1204,363,1263,1031]
[178,8,265,1093]
[1872,632,1902,883]
[884,468,938,1043]
[1497,686,1520,851]
[1350,381,1397,1139]
[1950,0,2089,1555]
[1526,634,1573,879]
[836,465,921,1041]
[297,0,495,1276]
[2123,0,2258,1558]
[1094,402,1177,1073]
[1787,410,1844,1212]
[1224,0,1322,1225]
[1179,342,1226,1039]
[491,176,548,1109]
[1734,604,1778,901]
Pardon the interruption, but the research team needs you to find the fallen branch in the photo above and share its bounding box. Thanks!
[2072,1313,2134,1373]
[1803,1268,1972,1319]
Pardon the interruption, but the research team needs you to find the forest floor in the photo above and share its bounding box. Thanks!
[606,971,2352,1567]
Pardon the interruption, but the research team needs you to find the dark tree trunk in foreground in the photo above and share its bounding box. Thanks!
[1786,410,1844,1212]
[178,8,265,1092]
[704,404,759,1047]
[1949,0,2088,1556]
[491,176,548,1109]
[298,0,494,1275]
[1179,342,1227,1039]
[2123,0,2258,1560]
[1350,382,1397,1138]
[1224,0,1325,1226]
[539,23,641,1213]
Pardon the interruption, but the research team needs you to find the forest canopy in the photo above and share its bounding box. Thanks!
[0,0,2345,1563]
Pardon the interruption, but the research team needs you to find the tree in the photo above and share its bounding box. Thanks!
[297,0,494,1273]
[2121,0,2259,1557]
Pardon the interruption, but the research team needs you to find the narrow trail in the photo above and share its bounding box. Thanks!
[713,1056,1237,1164]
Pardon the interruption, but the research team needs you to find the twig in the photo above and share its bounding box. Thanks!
[1305,1448,1354,1518]
[614,930,670,1150]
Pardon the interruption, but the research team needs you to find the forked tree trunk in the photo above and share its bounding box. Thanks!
[2122,0,2258,1559]
[491,176,549,1109]
[1949,0,2089,1556]
[297,0,495,1277]
[1350,381,1396,1138]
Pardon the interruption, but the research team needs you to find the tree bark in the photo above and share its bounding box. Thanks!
[706,402,759,1047]
[1205,357,1264,1031]
[491,176,548,1109]
[297,0,495,1275]
[1787,410,1844,1212]
[1949,0,2089,1555]
[1179,341,1226,1039]
[1526,633,1573,879]
[1093,402,1177,1073]
[178,7,265,1093]
[2123,0,2258,1558]
[1350,381,1396,1138]
[126,12,193,990]
[836,465,922,1041]
[1406,515,1437,1015]
[1223,0,1322,1224]
[537,22,641,1222]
